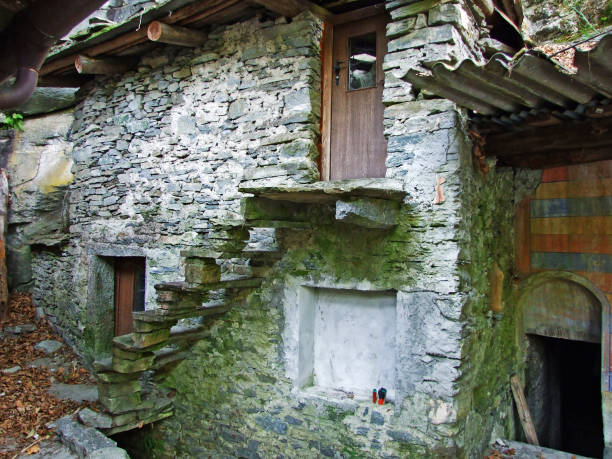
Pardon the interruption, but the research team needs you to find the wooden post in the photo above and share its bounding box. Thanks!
[147,21,208,47]
[510,374,540,446]
[75,55,137,75]
[0,169,9,323]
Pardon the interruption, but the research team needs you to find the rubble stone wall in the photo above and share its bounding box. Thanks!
[21,0,542,456]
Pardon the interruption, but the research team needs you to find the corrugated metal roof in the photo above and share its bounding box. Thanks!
[404,33,612,131]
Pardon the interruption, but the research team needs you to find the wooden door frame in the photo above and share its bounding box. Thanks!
[320,3,387,181]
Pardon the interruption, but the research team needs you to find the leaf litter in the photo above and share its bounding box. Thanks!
[0,294,98,458]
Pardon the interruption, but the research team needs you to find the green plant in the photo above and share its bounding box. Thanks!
[0,113,24,131]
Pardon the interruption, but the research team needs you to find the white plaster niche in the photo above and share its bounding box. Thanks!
[284,285,396,401]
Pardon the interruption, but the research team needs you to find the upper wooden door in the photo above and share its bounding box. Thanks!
[114,257,145,336]
[329,13,388,180]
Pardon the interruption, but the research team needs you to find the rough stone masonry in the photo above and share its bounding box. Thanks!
[6,0,545,457]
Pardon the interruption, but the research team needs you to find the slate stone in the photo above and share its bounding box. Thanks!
[48,383,99,403]
[335,198,400,229]
[85,447,130,459]
[35,340,63,355]
[370,411,385,425]
[78,408,113,429]
[2,365,21,374]
[54,416,116,457]
[255,416,287,434]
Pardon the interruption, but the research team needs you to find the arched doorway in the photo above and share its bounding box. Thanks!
[518,272,611,458]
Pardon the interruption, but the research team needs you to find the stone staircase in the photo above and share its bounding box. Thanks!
[90,226,279,435]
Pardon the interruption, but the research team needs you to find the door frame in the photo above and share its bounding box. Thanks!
[320,3,387,181]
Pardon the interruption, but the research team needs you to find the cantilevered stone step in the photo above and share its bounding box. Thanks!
[133,303,229,323]
[155,277,262,293]
[102,385,174,436]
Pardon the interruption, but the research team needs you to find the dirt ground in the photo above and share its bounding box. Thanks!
[0,294,97,458]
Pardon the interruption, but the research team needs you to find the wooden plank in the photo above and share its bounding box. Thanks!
[320,22,333,181]
[530,252,612,273]
[486,118,612,157]
[540,166,568,183]
[510,374,539,446]
[515,197,531,276]
[530,196,612,218]
[568,160,612,181]
[530,234,612,255]
[535,178,612,199]
[330,3,386,24]
[250,0,334,20]
[530,216,612,235]
[606,293,612,310]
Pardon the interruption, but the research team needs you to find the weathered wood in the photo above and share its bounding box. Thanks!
[75,55,137,75]
[486,118,612,157]
[147,21,207,47]
[320,23,333,180]
[510,374,539,446]
[330,3,386,24]
[473,0,495,17]
[40,0,241,76]
[0,170,8,323]
[251,0,334,20]
[499,146,612,169]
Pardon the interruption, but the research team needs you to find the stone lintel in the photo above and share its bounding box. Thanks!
[335,198,400,229]
[239,178,407,204]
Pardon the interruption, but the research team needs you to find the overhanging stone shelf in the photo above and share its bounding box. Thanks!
[239,179,408,230]
[239,178,407,204]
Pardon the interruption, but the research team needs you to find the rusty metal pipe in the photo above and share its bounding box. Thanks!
[0,67,38,109]
[0,0,107,109]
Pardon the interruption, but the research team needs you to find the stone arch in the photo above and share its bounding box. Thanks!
[517,271,611,455]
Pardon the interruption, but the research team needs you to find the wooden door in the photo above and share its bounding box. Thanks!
[114,257,146,336]
[329,13,388,180]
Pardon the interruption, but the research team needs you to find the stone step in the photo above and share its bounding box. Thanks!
[53,415,118,458]
[155,277,262,293]
[102,386,174,436]
[133,302,229,323]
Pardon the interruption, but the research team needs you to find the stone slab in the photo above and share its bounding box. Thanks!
[335,198,400,229]
[239,178,407,203]
[85,447,130,459]
[54,416,116,458]
[48,383,99,403]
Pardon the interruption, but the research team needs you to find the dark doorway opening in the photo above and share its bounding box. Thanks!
[525,335,603,458]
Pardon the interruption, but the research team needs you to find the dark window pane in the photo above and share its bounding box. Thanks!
[348,32,376,90]
[132,259,146,312]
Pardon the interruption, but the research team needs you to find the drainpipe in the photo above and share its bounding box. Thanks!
[0,0,108,109]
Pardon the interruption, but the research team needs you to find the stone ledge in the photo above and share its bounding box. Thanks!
[155,278,263,293]
[239,178,407,204]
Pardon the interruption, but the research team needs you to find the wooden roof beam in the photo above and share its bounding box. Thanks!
[147,21,208,47]
[250,0,335,21]
[75,55,138,75]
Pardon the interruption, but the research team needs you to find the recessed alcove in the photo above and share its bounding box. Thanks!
[284,285,397,401]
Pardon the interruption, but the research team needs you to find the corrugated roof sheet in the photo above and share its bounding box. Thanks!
[404,33,612,130]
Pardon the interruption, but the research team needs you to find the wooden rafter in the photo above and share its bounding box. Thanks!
[40,0,242,77]
[147,21,207,47]
[486,117,612,168]
[75,55,138,75]
[250,0,334,21]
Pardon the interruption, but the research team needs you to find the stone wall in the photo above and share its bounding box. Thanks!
[30,12,322,360]
[23,0,543,457]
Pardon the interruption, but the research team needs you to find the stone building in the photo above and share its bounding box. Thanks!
[3,0,612,457]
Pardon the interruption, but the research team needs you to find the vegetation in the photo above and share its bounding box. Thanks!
[0,113,24,131]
